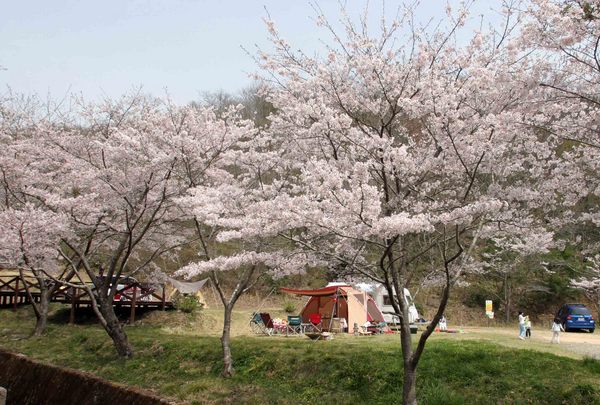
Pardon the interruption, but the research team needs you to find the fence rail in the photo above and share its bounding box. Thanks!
[0,276,172,322]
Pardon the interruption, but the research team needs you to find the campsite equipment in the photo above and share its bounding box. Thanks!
[303,313,322,333]
[166,277,209,308]
[286,315,303,335]
[357,283,419,325]
[280,285,386,334]
[250,312,275,336]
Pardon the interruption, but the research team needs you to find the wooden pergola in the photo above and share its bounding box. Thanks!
[0,270,173,323]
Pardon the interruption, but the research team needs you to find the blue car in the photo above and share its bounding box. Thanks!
[556,304,595,333]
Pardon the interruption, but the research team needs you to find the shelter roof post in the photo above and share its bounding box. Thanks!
[13,277,19,311]
[130,284,137,323]
[69,287,76,325]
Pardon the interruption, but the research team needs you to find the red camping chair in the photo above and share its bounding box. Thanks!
[309,313,321,325]
[303,313,322,333]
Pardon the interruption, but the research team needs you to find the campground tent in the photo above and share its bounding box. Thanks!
[280,284,385,334]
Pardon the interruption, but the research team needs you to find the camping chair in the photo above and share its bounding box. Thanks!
[302,313,322,333]
[286,315,302,336]
[359,322,374,336]
[249,312,275,336]
[366,321,387,335]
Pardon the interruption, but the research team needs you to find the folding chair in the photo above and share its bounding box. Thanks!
[286,315,303,336]
[302,313,322,333]
[359,327,373,336]
[249,312,275,336]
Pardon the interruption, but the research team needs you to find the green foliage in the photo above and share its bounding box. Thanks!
[462,285,494,309]
[582,2,599,21]
[282,301,296,314]
[583,357,600,374]
[2,307,600,404]
[173,294,202,314]
[466,243,590,319]
[563,384,598,404]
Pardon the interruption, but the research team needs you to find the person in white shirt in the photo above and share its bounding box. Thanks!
[439,315,447,332]
[518,311,526,340]
[551,317,565,344]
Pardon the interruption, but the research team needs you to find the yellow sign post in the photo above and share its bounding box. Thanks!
[485,300,494,319]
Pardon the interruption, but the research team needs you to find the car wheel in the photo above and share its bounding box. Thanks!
[590,329,595,334]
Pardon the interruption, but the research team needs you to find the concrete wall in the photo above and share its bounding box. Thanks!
[0,349,172,405]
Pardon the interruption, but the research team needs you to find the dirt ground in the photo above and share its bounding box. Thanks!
[438,326,600,360]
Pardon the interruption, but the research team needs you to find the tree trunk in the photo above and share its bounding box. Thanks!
[221,304,234,377]
[99,299,134,358]
[32,289,49,337]
[403,364,418,405]
[18,269,51,337]
[504,274,511,324]
[398,292,417,404]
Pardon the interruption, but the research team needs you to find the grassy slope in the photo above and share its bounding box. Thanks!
[2,306,600,404]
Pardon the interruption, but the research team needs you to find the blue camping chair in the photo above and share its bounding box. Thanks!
[286,315,303,335]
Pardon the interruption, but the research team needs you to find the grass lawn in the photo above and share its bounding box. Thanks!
[2,306,600,404]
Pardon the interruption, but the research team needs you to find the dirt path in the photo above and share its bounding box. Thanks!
[439,326,600,360]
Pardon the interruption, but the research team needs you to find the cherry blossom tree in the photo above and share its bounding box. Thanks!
[572,255,600,318]
[192,3,567,403]
[0,94,255,357]
[0,206,71,335]
[176,129,319,377]
[176,250,313,376]
[521,0,600,311]
[0,94,73,336]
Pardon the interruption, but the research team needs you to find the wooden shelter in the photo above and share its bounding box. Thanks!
[0,268,173,322]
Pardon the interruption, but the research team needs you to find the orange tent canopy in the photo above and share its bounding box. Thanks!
[280,285,385,334]
[279,285,346,297]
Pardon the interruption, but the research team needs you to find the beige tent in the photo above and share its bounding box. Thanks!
[280,285,385,334]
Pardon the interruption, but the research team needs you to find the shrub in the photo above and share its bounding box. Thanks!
[174,295,202,314]
[283,301,296,314]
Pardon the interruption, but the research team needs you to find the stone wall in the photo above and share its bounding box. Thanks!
[0,349,173,405]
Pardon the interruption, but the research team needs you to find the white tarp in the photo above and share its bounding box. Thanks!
[167,277,209,294]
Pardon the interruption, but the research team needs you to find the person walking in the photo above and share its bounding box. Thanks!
[551,317,565,344]
[525,316,532,338]
[518,311,526,340]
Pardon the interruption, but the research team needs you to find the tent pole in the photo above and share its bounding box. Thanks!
[327,288,338,332]
[342,293,349,331]
[252,286,276,318]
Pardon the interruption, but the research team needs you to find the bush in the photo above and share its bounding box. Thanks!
[283,301,296,314]
[173,295,202,314]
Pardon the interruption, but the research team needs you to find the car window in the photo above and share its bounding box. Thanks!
[569,307,591,315]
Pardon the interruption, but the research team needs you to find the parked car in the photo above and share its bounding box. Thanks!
[556,304,595,333]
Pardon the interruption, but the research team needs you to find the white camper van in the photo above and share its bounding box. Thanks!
[357,283,420,325]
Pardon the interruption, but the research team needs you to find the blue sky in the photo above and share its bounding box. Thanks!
[1,1,500,105]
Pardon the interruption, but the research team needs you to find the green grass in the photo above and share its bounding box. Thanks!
[2,306,600,404]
